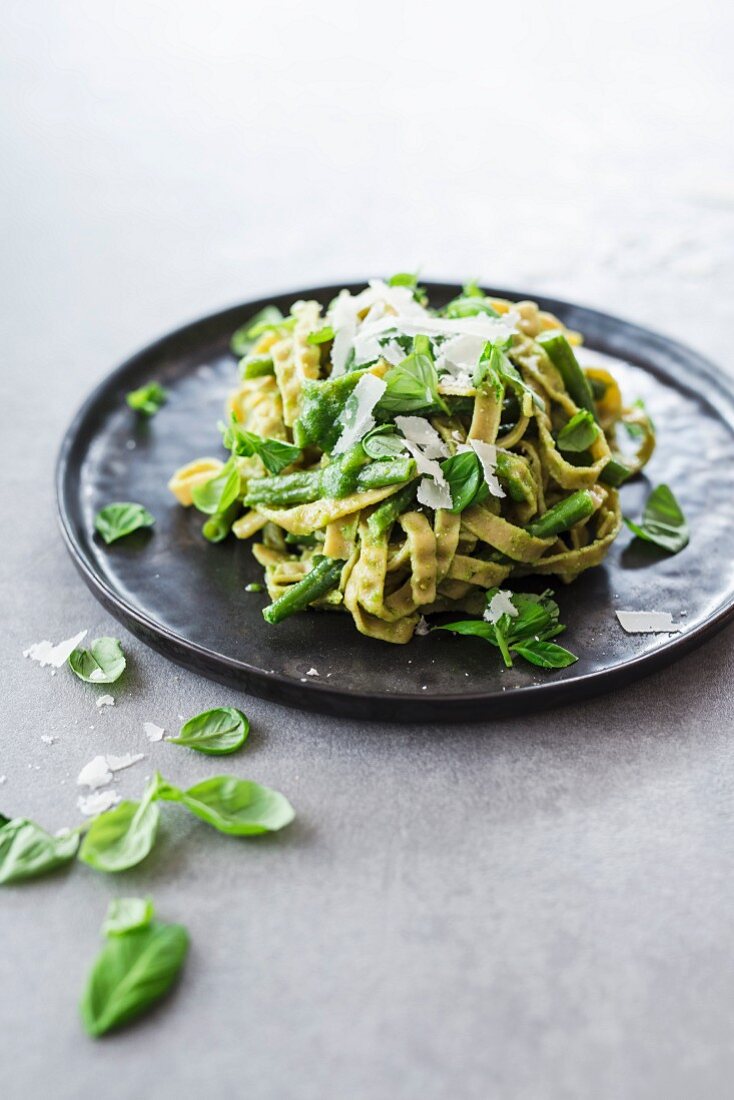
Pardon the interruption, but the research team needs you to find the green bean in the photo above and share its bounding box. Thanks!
[599,457,633,487]
[355,457,416,490]
[202,502,241,543]
[526,490,596,538]
[537,332,597,420]
[245,470,322,508]
[495,452,531,504]
[367,484,417,537]
[262,556,345,624]
[239,355,275,380]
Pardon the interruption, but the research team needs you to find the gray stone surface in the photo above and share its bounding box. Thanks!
[2,3,734,1098]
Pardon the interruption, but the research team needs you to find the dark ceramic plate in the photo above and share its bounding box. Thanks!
[57,283,734,722]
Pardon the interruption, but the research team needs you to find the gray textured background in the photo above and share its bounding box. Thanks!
[2,2,734,1098]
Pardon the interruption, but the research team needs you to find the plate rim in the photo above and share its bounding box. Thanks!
[56,282,734,723]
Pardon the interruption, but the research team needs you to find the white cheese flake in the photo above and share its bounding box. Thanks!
[306,667,319,677]
[484,590,519,624]
[77,789,120,817]
[40,734,58,745]
[416,476,453,510]
[77,752,145,789]
[395,416,449,459]
[333,373,387,454]
[470,440,506,499]
[0,776,6,785]
[23,630,87,669]
[414,616,430,636]
[144,722,165,743]
[615,611,682,634]
[96,694,115,708]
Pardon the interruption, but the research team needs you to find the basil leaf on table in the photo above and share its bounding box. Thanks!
[102,897,155,937]
[190,459,240,516]
[80,918,188,1037]
[79,780,160,872]
[94,502,155,545]
[221,421,301,475]
[126,381,167,417]
[623,484,689,554]
[68,637,126,684]
[158,774,294,836]
[168,707,250,756]
[557,410,599,453]
[0,818,79,884]
[230,305,285,357]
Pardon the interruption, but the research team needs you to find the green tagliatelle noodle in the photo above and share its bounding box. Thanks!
[168,280,655,643]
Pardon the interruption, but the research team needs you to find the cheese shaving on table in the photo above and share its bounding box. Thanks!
[144,722,165,742]
[484,590,519,624]
[77,752,145,789]
[23,630,87,669]
[615,611,682,634]
[96,694,115,708]
[77,789,120,817]
[332,373,387,454]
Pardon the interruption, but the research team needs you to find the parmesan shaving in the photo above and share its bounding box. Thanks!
[77,789,120,817]
[333,373,387,454]
[484,590,519,624]
[144,722,165,742]
[416,477,453,510]
[615,611,682,634]
[23,630,87,669]
[395,416,449,459]
[470,440,506,499]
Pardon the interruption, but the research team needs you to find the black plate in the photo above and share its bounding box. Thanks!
[56,283,734,722]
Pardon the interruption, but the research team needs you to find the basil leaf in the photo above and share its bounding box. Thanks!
[221,421,301,475]
[190,459,240,515]
[510,640,578,668]
[440,450,486,513]
[444,296,500,319]
[435,620,496,641]
[160,775,294,836]
[377,348,448,417]
[230,305,285,357]
[623,484,688,554]
[95,502,155,545]
[481,344,545,412]
[362,425,407,459]
[68,637,126,684]
[168,707,249,756]
[504,591,562,643]
[239,355,275,380]
[79,782,160,873]
[0,819,79,884]
[80,918,188,1037]
[126,381,167,417]
[306,325,334,345]
[102,897,154,937]
[388,272,418,289]
[557,410,599,453]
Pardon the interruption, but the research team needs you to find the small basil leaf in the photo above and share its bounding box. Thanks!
[168,707,249,756]
[388,272,418,288]
[102,897,155,937]
[126,381,167,417]
[190,459,240,516]
[68,637,126,684]
[376,349,448,417]
[239,355,275,379]
[505,591,561,643]
[78,783,160,873]
[510,640,578,669]
[306,325,334,345]
[435,620,497,642]
[80,919,188,1037]
[362,425,407,459]
[230,305,285,357]
[221,422,301,475]
[94,503,155,545]
[557,410,599,453]
[623,484,688,554]
[176,775,294,836]
[440,451,485,513]
[0,819,79,884]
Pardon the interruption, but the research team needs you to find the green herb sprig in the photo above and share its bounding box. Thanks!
[126,382,167,417]
[94,503,155,545]
[68,637,126,684]
[623,484,688,554]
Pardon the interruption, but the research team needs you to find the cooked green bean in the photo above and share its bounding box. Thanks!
[526,490,596,538]
[262,556,345,624]
[245,470,322,507]
[367,484,417,536]
[537,332,597,419]
[355,457,416,490]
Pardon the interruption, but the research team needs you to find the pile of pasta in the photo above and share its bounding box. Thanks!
[169,281,654,643]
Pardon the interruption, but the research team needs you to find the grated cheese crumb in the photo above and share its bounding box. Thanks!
[96,695,115,708]
[306,668,319,677]
[415,616,430,636]
[40,734,58,745]
[484,590,519,624]
[77,789,120,817]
